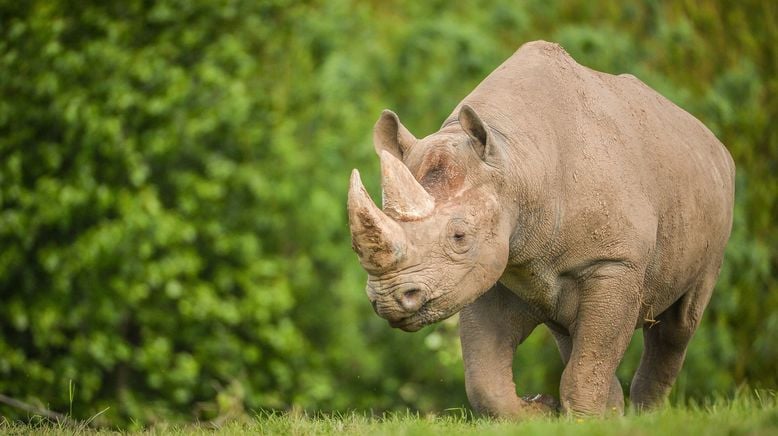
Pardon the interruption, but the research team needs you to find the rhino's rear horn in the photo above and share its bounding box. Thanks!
[348,169,407,273]
[380,150,435,221]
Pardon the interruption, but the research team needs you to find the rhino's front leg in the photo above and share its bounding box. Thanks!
[459,283,551,418]
[560,265,642,415]
[551,330,624,415]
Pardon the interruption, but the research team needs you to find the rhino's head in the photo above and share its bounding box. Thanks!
[349,105,513,332]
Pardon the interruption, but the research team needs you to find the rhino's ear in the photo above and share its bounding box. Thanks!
[373,110,417,160]
[458,104,495,162]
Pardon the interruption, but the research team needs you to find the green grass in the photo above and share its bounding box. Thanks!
[2,391,777,435]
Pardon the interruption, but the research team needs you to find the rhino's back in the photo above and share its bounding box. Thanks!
[470,40,734,198]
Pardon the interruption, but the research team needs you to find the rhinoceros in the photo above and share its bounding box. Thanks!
[347,41,735,417]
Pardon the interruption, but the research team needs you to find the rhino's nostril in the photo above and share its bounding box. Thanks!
[399,288,424,312]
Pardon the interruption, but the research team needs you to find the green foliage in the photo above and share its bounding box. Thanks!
[0,0,775,426]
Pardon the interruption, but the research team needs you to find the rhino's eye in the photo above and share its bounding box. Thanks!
[446,218,473,255]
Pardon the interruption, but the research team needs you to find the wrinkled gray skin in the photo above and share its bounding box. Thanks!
[347,41,735,418]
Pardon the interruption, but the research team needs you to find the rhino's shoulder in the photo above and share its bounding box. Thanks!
[491,40,585,88]
[515,40,568,57]
[511,40,576,67]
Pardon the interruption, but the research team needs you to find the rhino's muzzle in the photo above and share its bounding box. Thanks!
[368,285,428,315]
[347,151,435,274]
[366,278,433,331]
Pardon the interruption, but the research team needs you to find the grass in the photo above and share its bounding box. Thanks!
[1,391,776,435]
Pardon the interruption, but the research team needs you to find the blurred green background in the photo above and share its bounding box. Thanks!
[0,0,776,426]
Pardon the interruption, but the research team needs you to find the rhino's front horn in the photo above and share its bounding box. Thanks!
[380,150,434,221]
[348,169,407,273]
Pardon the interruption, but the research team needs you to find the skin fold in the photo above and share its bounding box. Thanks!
[347,41,735,418]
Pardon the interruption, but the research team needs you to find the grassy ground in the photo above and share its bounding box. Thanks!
[2,391,776,435]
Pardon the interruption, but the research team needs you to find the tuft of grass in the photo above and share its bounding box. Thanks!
[1,390,776,435]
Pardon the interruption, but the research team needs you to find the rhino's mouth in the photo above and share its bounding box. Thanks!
[387,298,449,332]
[389,314,424,332]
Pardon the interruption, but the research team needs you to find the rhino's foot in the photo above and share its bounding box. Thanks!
[521,393,560,415]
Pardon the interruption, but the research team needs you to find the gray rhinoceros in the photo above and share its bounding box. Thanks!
[347,41,735,417]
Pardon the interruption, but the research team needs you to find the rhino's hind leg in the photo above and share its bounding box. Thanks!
[551,330,624,415]
[630,270,718,410]
[459,283,549,418]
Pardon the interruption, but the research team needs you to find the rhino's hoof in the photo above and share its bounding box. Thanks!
[522,393,561,414]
